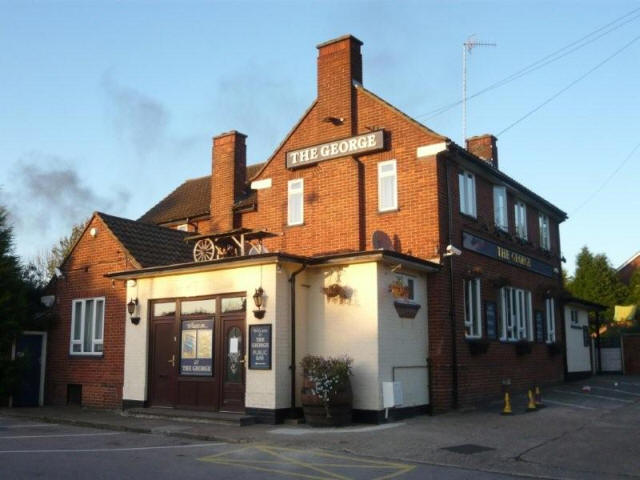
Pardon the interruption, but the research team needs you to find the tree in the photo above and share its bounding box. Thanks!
[27,220,87,287]
[567,246,629,323]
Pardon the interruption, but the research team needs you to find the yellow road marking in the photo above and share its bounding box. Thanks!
[202,459,332,480]
[259,445,350,480]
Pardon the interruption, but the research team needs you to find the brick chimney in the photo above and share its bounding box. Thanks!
[316,34,363,136]
[210,131,246,233]
[466,134,498,169]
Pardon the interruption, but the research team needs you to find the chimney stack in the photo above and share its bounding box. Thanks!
[316,34,363,136]
[466,134,498,169]
[210,131,247,233]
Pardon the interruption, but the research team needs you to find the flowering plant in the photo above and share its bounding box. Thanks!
[300,355,353,416]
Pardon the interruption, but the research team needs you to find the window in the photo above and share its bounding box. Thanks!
[570,309,579,326]
[287,179,304,226]
[378,160,397,212]
[539,213,550,250]
[500,287,533,341]
[514,200,527,239]
[464,278,482,339]
[458,171,476,217]
[493,186,508,231]
[545,298,556,343]
[70,298,105,355]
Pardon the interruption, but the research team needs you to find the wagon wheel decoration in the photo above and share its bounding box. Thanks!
[193,238,215,262]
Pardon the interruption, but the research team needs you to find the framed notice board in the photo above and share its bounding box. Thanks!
[535,311,545,343]
[249,324,272,370]
[485,301,498,340]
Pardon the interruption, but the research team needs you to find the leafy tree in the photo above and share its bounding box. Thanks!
[567,246,629,323]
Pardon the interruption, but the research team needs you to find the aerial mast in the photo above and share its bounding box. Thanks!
[462,36,496,142]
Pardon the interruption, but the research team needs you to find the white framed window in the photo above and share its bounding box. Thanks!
[464,278,482,339]
[539,213,550,250]
[545,298,556,343]
[70,297,105,355]
[287,179,304,226]
[176,224,189,232]
[514,200,528,240]
[500,287,533,341]
[493,186,508,231]
[378,160,397,212]
[458,170,477,217]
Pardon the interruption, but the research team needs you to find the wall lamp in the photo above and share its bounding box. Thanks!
[128,298,140,325]
[321,116,344,126]
[252,287,266,319]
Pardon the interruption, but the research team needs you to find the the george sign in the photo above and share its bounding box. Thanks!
[462,231,555,277]
[180,319,213,376]
[535,311,545,343]
[485,301,498,340]
[286,130,384,169]
[249,324,272,370]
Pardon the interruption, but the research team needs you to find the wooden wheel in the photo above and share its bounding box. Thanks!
[193,238,215,262]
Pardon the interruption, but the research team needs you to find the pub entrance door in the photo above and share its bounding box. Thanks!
[148,295,246,411]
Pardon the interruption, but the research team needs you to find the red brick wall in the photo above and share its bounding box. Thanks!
[623,334,640,374]
[46,215,135,408]
[210,131,247,233]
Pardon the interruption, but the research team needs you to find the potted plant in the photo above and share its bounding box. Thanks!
[300,355,353,427]
[388,277,409,300]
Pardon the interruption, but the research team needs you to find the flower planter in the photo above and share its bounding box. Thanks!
[467,339,490,355]
[515,340,533,356]
[301,376,352,427]
[393,301,421,319]
[547,343,563,356]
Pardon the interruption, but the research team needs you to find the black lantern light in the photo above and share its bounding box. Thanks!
[252,287,265,319]
[128,298,140,325]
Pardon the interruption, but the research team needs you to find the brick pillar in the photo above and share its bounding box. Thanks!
[466,134,498,169]
[210,131,247,233]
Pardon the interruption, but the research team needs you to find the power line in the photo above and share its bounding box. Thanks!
[414,6,640,121]
[496,33,640,137]
[570,141,640,216]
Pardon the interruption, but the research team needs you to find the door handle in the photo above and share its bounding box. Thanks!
[239,355,247,365]
[168,354,175,367]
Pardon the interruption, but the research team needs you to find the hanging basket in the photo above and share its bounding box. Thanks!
[393,301,421,318]
[323,283,346,299]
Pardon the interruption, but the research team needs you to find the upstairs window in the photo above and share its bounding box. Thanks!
[539,213,551,250]
[493,186,508,231]
[287,179,304,226]
[378,160,397,212]
[500,287,533,342]
[545,298,556,343]
[464,278,482,339]
[514,200,528,240]
[70,297,105,355]
[458,171,476,217]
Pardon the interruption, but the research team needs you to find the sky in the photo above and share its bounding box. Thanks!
[1,0,638,275]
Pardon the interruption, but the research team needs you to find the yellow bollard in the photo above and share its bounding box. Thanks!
[534,385,544,408]
[526,389,537,412]
[501,392,513,415]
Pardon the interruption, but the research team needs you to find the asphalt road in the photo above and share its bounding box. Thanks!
[0,417,520,480]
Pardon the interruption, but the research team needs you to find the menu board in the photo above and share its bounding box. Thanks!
[249,325,272,370]
[180,319,213,376]
[485,301,497,340]
[535,311,545,343]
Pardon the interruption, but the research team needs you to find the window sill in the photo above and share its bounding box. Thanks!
[69,353,104,359]
[378,208,399,215]
[459,212,477,222]
[286,222,305,228]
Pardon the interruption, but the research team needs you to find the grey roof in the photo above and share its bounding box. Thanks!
[98,212,193,268]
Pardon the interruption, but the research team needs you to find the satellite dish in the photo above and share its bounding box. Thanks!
[248,244,269,255]
[372,231,393,251]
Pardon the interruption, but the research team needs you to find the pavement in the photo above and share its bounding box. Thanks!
[2,374,640,479]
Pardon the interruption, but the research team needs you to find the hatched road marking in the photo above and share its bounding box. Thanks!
[588,385,640,397]
[552,389,634,403]
[200,444,415,480]
[543,399,596,410]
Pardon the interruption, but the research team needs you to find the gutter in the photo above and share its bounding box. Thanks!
[289,264,307,416]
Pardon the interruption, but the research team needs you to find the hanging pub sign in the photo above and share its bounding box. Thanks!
[249,324,272,370]
[286,130,384,169]
[180,319,213,376]
[462,231,555,277]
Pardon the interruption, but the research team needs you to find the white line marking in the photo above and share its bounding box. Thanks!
[618,381,640,387]
[0,432,121,440]
[552,389,633,403]
[588,386,640,397]
[0,442,224,454]
[269,423,404,436]
[543,399,596,410]
[0,424,58,429]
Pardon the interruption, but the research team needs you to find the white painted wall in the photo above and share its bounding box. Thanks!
[564,306,591,373]
[123,263,288,410]
[378,267,429,408]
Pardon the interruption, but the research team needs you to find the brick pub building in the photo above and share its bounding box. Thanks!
[45,35,567,420]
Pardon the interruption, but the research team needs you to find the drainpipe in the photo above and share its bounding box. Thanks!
[289,263,307,416]
[445,158,459,410]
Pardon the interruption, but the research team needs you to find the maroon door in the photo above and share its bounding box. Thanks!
[220,316,246,412]
[150,320,178,406]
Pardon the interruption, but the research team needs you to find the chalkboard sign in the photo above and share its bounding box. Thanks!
[485,301,497,340]
[535,311,545,343]
[249,324,272,370]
